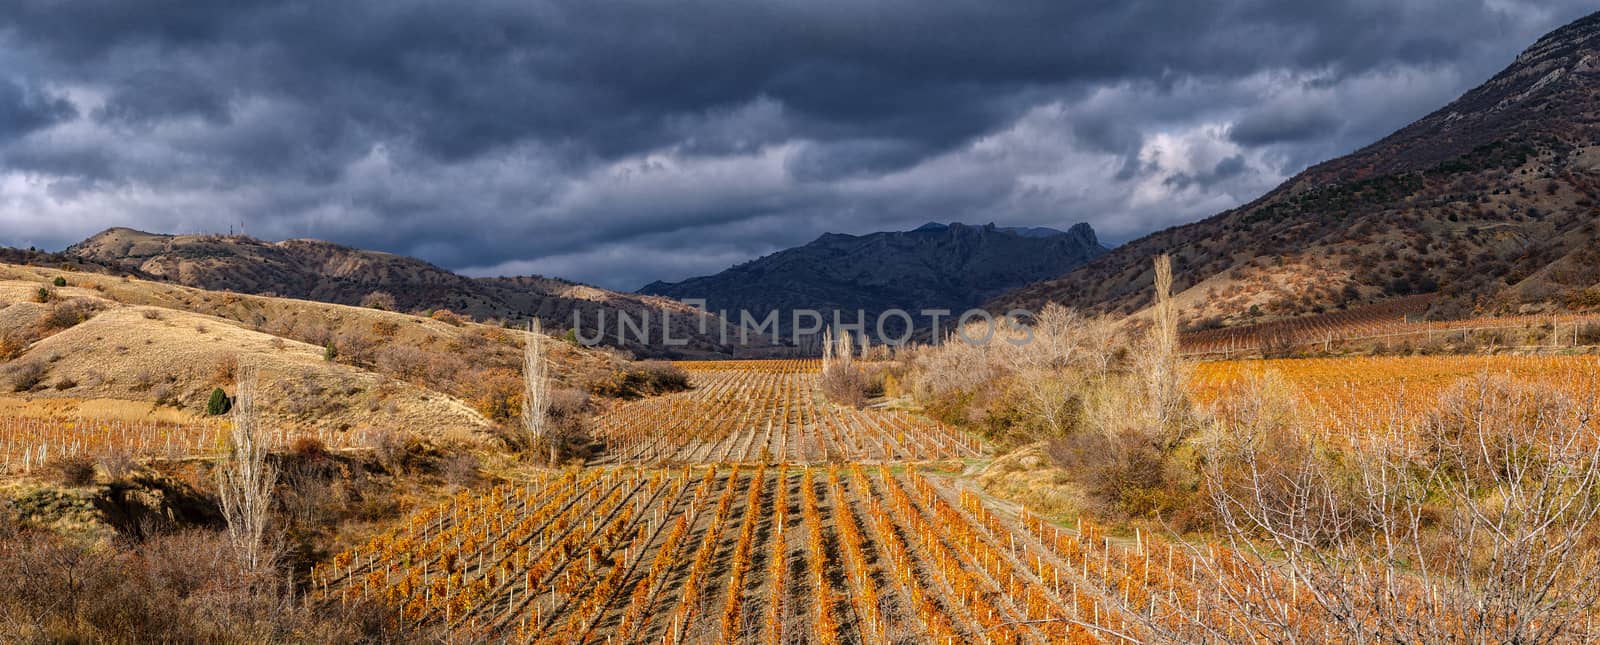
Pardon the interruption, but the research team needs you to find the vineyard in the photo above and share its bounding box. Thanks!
[0,415,376,475]
[293,350,1600,644]
[1180,295,1600,358]
[591,361,981,464]
[316,463,1338,644]
[1190,354,1600,433]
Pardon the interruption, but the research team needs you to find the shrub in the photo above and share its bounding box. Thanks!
[374,344,430,382]
[1578,323,1600,346]
[586,361,692,399]
[7,359,45,392]
[466,367,521,422]
[205,388,232,416]
[40,298,101,331]
[33,287,52,303]
[47,454,97,486]
[333,330,379,365]
[52,276,67,287]
[635,360,689,394]
[323,342,338,361]
[288,435,327,459]
[820,364,869,408]
[430,309,466,326]
[359,291,397,311]
[0,527,427,642]
[210,354,238,384]
[441,452,482,488]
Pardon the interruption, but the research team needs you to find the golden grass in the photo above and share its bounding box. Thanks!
[0,269,496,444]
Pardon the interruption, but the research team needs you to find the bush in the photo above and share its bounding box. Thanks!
[0,527,428,642]
[635,361,689,394]
[820,365,869,408]
[430,309,466,326]
[587,361,692,399]
[466,367,521,422]
[359,291,397,311]
[52,276,67,287]
[288,435,327,459]
[33,287,51,303]
[374,344,430,382]
[1578,323,1600,346]
[7,359,45,392]
[97,448,135,481]
[40,298,101,331]
[209,354,238,384]
[47,454,97,486]
[205,388,232,416]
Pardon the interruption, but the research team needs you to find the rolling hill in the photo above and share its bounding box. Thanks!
[55,228,743,357]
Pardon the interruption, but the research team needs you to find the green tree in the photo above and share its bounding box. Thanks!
[206,387,233,416]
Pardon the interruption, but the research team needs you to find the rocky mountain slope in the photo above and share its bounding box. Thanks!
[639,222,1105,337]
[995,11,1600,329]
[58,228,739,357]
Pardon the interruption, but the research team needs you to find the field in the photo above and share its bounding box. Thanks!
[0,414,376,475]
[1181,294,1600,357]
[319,356,1494,644]
[315,463,1293,644]
[591,360,981,464]
[1190,354,1600,428]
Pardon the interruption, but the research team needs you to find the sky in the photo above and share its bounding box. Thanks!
[0,1,1594,291]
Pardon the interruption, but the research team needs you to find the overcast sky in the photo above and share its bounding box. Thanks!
[0,1,1593,290]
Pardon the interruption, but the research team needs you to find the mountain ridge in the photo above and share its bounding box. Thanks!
[639,221,1105,335]
[994,10,1600,328]
[55,227,745,357]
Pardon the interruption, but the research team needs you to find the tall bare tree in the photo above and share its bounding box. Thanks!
[523,320,555,464]
[1143,253,1188,446]
[217,363,277,573]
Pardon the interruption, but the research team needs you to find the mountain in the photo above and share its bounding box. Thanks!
[995,11,1600,328]
[638,222,1105,336]
[58,228,743,357]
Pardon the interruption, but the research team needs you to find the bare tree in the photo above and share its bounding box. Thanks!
[217,363,278,573]
[524,320,555,465]
[1142,254,1188,441]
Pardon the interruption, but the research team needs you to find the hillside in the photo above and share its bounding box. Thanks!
[639,222,1105,336]
[60,228,742,357]
[0,262,681,446]
[995,11,1600,328]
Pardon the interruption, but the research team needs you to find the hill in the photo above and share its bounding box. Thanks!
[0,261,681,445]
[639,221,1105,337]
[59,228,741,357]
[995,11,1600,328]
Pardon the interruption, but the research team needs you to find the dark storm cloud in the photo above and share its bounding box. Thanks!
[0,78,75,141]
[0,1,1595,288]
[1228,107,1346,146]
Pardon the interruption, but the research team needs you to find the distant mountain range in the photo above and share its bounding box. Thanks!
[995,10,1600,328]
[639,221,1105,337]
